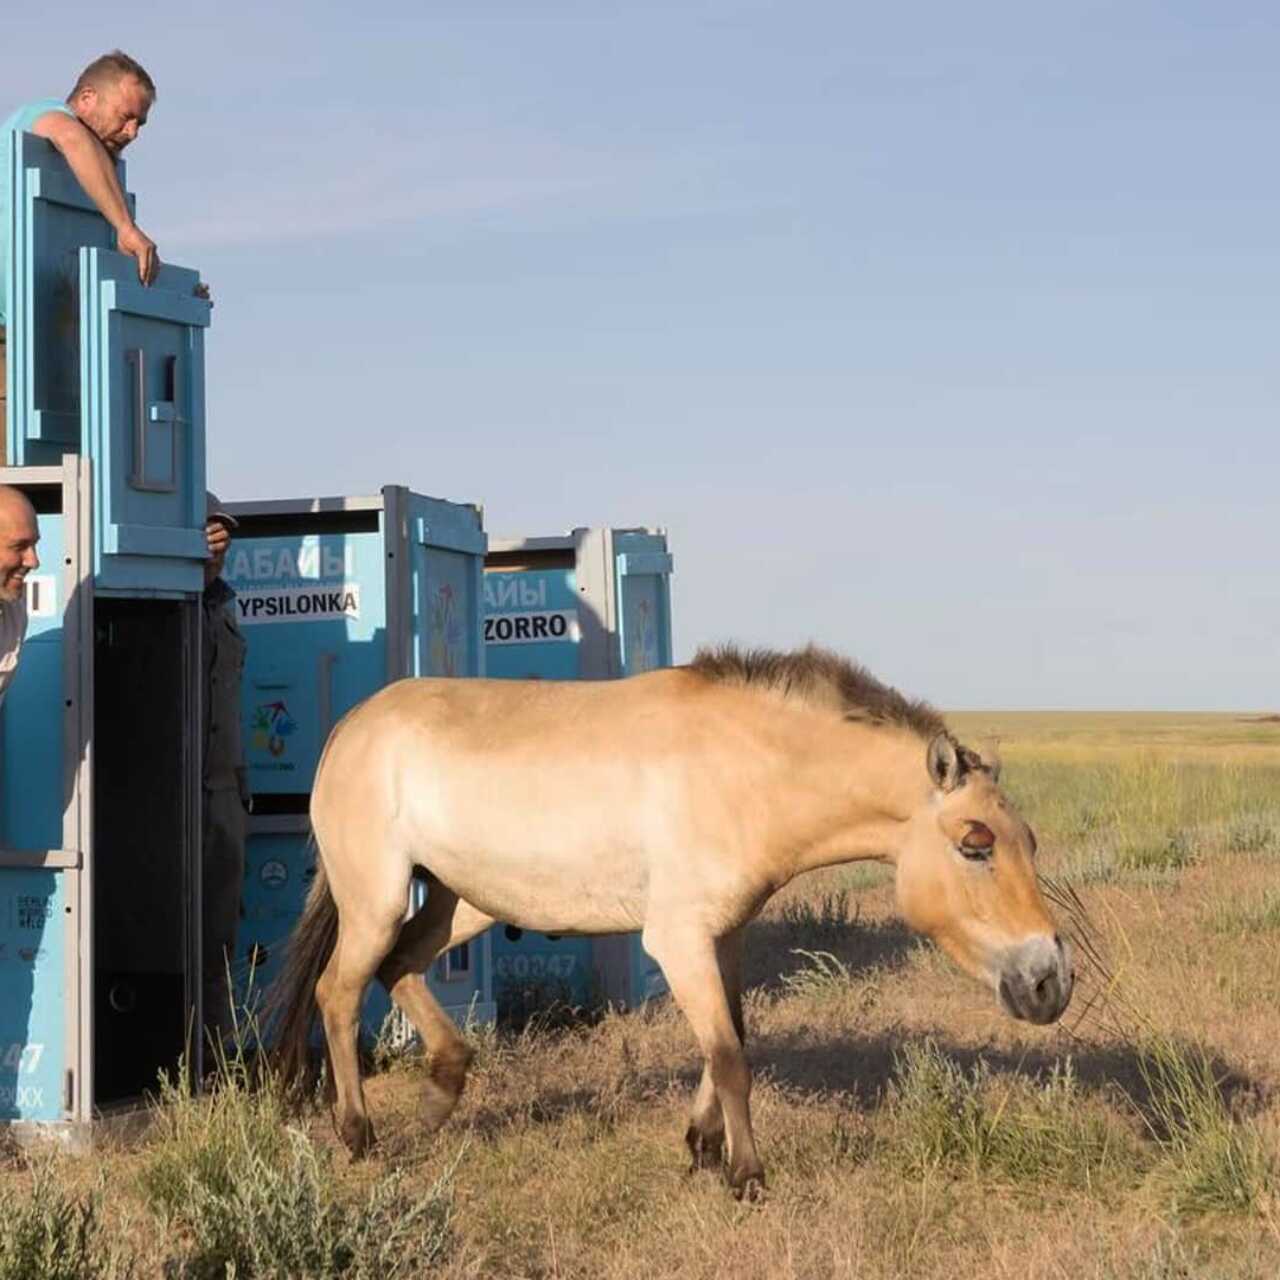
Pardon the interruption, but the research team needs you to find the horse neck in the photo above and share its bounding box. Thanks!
[775,721,927,880]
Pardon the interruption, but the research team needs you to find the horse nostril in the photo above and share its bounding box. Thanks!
[1035,973,1054,1004]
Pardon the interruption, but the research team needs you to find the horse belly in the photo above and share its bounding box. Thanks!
[404,803,650,935]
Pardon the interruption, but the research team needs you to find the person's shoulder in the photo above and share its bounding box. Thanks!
[0,594,28,641]
[1,98,75,137]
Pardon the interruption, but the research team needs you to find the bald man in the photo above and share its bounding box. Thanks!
[0,486,39,706]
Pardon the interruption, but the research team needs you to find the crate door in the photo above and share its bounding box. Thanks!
[406,496,486,680]
[5,133,131,465]
[80,247,210,593]
[613,535,674,676]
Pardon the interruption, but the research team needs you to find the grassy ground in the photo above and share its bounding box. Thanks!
[3,712,1280,1278]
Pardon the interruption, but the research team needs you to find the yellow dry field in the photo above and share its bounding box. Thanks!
[3,713,1279,1279]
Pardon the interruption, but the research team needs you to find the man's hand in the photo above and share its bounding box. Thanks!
[206,520,231,560]
[117,223,159,286]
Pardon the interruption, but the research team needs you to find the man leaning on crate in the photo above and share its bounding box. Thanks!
[0,50,161,457]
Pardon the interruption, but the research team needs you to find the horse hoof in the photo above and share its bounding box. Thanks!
[339,1115,375,1159]
[730,1171,766,1204]
[422,1078,462,1133]
[684,1125,724,1172]
[422,1044,473,1132]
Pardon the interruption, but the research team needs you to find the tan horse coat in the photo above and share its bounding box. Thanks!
[271,647,1072,1198]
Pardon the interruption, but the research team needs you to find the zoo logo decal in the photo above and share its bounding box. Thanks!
[251,700,298,757]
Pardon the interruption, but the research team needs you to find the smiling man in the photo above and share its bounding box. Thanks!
[0,486,39,707]
[0,50,160,329]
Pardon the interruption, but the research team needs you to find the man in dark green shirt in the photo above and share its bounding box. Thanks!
[202,495,249,1054]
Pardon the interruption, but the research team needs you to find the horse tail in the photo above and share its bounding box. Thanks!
[266,847,339,1098]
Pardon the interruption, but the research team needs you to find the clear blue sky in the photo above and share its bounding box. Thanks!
[9,3,1278,709]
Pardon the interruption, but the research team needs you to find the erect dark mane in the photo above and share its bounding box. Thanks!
[688,643,947,741]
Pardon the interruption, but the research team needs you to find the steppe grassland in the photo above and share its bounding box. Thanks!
[0,713,1278,1278]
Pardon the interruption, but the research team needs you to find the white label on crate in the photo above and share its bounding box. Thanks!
[24,576,56,618]
[235,584,361,625]
[483,610,580,645]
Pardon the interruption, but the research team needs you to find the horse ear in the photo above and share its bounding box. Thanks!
[927,734,964,792]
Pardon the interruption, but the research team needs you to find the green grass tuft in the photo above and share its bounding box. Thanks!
[1134,1035,1274,1216]
[1207,888,1280,935]
[884,1040,1136,1189]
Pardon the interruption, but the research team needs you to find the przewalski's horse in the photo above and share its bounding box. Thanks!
[269,645,1073,1199]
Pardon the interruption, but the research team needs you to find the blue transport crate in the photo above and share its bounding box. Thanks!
[483,528,674,1012]
[2,129,212,1136]
[222,490,495,1035]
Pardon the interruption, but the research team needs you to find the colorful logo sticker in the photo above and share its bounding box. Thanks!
[429,583,465,677]
[251,701,298,757]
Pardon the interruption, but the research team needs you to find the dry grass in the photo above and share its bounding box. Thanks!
[2,712,1280,1277]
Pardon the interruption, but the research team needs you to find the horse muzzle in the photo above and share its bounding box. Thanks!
[997,935,1074,1025]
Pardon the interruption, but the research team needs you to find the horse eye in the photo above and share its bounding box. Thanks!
[958,822,995,860]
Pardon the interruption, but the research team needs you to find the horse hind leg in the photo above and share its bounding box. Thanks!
[315,901,405,1158]
[686,928,746,1173]
[377,884,495,1132]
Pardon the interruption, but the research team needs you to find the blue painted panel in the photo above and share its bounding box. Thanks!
[5,132,126,465]
[238,831,390,1038]
[241,833,484,1038]
[489,930,666,1010]
[0,872,68,1121]
[407,495,486,680]
[614,532,673,676]
[483,569,582,681]
[225,531,387,796]
[490,927,595,1008]
[80,247,210,594]
[0,516,66,851]
[627,935,667,1005]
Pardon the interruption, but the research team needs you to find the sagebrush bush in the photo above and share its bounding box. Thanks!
[174,1129,456,1280]
[139,1035,458,1276]
[781,889,855,938]
[0,1161,131,1280]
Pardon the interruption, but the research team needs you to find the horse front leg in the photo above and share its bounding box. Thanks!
[643,922,764,1200]
[686,927,746,1173]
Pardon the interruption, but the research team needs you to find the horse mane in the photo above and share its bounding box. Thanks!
[687,643,947,741]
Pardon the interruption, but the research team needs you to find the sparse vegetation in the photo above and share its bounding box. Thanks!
[0,711,1278,1277]
[1207,887,1280,935]
[0,1161,129,1280]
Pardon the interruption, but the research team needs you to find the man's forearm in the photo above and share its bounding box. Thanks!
[49,127,136,234]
